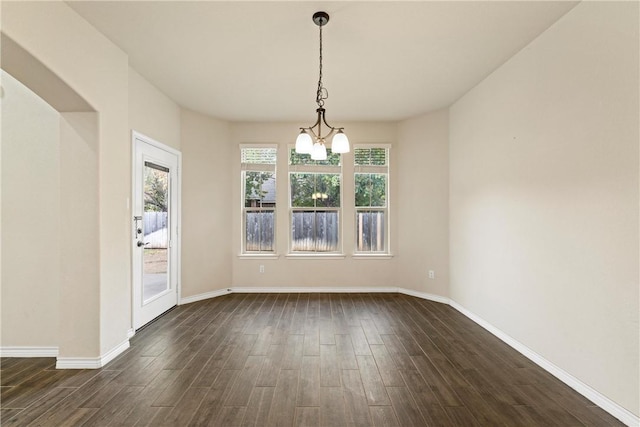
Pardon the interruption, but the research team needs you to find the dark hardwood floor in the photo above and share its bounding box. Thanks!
[1,293,624,426]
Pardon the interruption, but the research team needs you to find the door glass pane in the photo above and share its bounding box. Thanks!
[143,162,169,302]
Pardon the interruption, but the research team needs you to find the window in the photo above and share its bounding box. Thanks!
[354,146,389,253]
[241,146,277,253]
[289,148,341,252]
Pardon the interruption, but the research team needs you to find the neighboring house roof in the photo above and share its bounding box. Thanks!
[248,176,276,204]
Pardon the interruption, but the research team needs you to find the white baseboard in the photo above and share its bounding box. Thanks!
[181,287,399,304]
[232,286,399,294]
[55,338,130,369]
[55,357,102,369]
[448,300,639,427]
[127,328,135,339]
[101,339,130,367]
[397,287,451,304]
[0,346,59,357]
[180,288,232,305]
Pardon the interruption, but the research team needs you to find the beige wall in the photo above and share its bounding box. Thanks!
[2,1,131,357]
[396,110,449,297]
[59,112,101,357]
[229,121,400,289]
[449,1,639,416]
[181,109,232,297]
[181,117,451,294]
[1,71,61,348]
[129,66,181,151]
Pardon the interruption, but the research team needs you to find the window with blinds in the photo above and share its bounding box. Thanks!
[241,146,277,253]
[354,146,389,253]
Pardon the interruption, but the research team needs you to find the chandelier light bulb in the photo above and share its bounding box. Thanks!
[311,142,327,161]
[295,131,313,154]
[331,130,350,153]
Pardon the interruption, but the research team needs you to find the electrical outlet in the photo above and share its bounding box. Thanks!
[259,265,265,274]
[428,270,435,279]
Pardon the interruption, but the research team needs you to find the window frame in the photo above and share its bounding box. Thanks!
[240,144,278,255]
[288,146,344,255]
[353,144,391,255]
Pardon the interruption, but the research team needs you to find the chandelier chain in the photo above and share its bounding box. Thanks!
[296,11,349,157]
[316,22,328,108]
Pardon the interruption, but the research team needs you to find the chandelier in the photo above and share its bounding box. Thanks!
[295,11,349,161]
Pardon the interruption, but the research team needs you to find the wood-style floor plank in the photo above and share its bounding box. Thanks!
[341,369,373,426]
[294,406,319,427]
[266,369,299,427]
[356,355,390,406]
[0,293,623,427]
[335,334,359,370]
[319,386,346,427]
[319,344,341,387]
[241,386,274,427]
[224,355,265,407]
[79,385,144,426]
[369,406,400,427]
[189,369,240,426]
[296,356,320,407]
[369,344,404,387]
[386,386,427,427]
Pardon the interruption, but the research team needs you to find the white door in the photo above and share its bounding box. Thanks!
[132,132,180,329]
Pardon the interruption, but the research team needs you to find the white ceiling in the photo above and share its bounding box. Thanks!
[67,1,578,122]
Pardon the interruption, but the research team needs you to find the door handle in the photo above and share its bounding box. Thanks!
[137,241,150,247]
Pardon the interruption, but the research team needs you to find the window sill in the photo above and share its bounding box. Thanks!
[238,254,280,260]
[286,254,346,260]
[351,254,394,260]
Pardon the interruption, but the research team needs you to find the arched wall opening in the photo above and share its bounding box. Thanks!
[1,33,101,359]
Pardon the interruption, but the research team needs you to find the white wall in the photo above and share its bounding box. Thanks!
[129,66,181,151]
[449,1,639,416]
[180,109,232,298]
[180,117,452,296]
[1,71,61,349]
[59,112,101,358]
[2,1,131,358]
[396,110,449,297]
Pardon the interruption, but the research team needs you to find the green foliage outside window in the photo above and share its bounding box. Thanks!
[355,174,386,207]
[290,173,340,208]
[144,167,168,212]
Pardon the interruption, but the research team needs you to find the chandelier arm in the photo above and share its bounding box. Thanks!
[323,128,337,141]
[320,108,342,139]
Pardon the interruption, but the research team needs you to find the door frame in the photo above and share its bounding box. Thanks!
[131,130,182,331]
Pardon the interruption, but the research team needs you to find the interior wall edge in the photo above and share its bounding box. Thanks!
[55,337,130,370]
